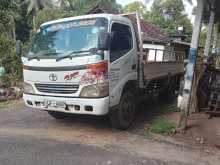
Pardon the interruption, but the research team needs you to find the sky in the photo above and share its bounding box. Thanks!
[116,0,197,23]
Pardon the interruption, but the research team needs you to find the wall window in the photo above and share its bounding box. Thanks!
[148,49,164,62]
[110,23,133,62]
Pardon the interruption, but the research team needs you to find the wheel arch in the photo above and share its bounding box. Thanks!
[122,80,138,95]
[110,80,138,108]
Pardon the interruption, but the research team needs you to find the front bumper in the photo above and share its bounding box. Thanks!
[23,94,109,115]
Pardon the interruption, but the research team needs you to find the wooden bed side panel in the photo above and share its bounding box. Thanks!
[144,62,184,80]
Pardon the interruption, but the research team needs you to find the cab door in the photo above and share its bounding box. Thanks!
[109,21,138,107]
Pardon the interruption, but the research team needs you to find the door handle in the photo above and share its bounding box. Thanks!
[132,64,136,70]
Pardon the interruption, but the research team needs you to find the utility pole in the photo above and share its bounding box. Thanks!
[179,0,205,129]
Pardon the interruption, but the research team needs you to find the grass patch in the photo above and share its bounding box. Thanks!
[150,117,177,135]
[0,99,24,111]
[0,101,9,111]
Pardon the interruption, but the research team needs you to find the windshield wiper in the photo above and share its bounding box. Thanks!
[28,52,62,61]
[28,55,40,61]
[56,50,92,62]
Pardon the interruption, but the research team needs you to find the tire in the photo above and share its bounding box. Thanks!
[47,111,67,119]
[159,77,177,101]
[109,90,136,130]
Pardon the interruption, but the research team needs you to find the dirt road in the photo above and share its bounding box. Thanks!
[0,102,219,165]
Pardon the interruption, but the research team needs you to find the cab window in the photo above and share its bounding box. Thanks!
[110,23,133,62]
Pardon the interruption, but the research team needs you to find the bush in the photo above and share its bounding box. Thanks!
[150,117,176,135]
[0,34,22,87]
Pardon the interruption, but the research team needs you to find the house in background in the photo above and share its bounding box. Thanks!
[170,27,191,59]
[88,5,190,62]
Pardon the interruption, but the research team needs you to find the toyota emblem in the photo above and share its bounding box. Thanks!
[49,73,57,81]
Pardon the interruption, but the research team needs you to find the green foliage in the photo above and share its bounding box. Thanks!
[143,0,193,41]
[122,0,193,41]
[152,0,184,22]
[0,0,22,87]
[0,0,16,35]
[175,15,193,41]
[15,0,32,42]
[35,0,121,29]
[123,1,145,15]
[150,117,176,135]
[200,26,207,48]
[35,7,76,28]
[92,0,121,12]
[0,34,22,87]
[23,0,52,15]
[73,0,121,15]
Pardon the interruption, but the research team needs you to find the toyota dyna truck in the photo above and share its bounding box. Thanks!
[18,13,185,129]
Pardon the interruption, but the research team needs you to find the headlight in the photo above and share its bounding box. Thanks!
[80,83,108,98]
[80,61,108,98]
[23,82,35,94]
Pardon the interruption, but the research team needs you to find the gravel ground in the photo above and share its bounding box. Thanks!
[0,100,219,165]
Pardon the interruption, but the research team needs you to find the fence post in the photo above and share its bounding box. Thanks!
[204,0,216,57]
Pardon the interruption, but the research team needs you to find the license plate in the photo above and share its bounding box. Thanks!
[45,100,66,108]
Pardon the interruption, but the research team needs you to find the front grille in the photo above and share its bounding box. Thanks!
[35,83,79,94]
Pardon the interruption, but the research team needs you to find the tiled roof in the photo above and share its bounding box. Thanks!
[126,15,170,43]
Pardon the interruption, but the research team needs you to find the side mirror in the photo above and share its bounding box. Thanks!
[98,32,110,50]
[16,40,22,56]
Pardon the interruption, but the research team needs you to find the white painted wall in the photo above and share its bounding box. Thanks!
[143,44,165,50]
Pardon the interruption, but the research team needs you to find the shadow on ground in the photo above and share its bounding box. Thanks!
[48,97,178,136]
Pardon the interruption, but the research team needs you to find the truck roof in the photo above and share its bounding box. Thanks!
[40,14,132,27]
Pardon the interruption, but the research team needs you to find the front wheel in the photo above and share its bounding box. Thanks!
[109,90,136,130]
[47,111,67,119]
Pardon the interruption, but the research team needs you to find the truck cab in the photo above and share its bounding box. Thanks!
[22,14,139,129]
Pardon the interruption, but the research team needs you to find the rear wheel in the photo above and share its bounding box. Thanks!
[47,111,67,119]
[159,76,178,100]
[109,90,136,130]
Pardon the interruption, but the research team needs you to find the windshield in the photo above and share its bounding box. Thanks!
[27,18,108,59]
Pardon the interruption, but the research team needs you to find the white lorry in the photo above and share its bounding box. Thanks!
[17,13,185,129]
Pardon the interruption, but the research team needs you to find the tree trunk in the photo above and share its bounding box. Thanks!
[68,0,75,10]
[33,14,36,32]
[12,25,16,41]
